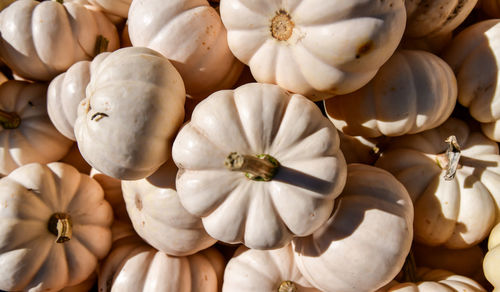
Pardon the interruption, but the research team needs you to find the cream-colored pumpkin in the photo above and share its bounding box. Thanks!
[338,131,383,165]
[48,60,91,141]
[172,82,347,250]
[375,118,500,249]
[404,0,478,39]
[74,47,186,180]
[122,160,217,256]
[442,19,500,142]
[384,268,486,291]
[128,0,243,98]
[484,222,500,291]
[0,0,119,81]
[325,50,457,137]
[0,162,113,292]
[223,244,320,292]
[85,0,131,20]
[90,167,128,222]
[59,271,97,292]
[98,234,225,292]
[292,163,413,292]
[0,80,73,175]
[220,0,406,100]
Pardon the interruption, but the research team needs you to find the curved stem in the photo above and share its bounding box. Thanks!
[278,281,297,292]
[0,109,20,129]
[435,135,461,181]
[224,152,280,181]
[48,213,72,243]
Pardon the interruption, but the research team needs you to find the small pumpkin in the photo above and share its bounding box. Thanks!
[484,222,500,291]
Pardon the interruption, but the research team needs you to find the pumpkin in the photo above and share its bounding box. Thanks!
[0,162,113,291]
[442,19,500,142]
[220,0,406,100]
[98,233,225,292]
[375,118,500,249]
[128,0,243,98]
[0,80,73,176]
[84,0,131,21]
[292,163,413,292]
[484,222,500,291]
[48,60,91,141]
[0,0,119,81]
[74,46,186,180]
[121,160,217,256]
[338,131,384,165]
[383,267,486,291]
[90,167,129,222]
[325,50,457,138]
[172,82,347,250]
[404,0,478,39]
[59,271,97,292]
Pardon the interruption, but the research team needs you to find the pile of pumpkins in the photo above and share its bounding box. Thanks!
[1,0,500,291]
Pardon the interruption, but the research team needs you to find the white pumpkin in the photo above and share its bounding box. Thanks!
[484,222,500,291]
[0,0,119,81]
[0,162,113,292]
[292,163,414,292]
[128,0,243,98]
[90,167,129,222]
[0,80,73,175]
[121,160,217,256]
[74,47,186,180]
[172,82,347,250]
[220,0,407,100]
[325,50,457,137]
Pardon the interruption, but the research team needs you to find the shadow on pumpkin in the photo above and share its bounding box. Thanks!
[273,165,339,194]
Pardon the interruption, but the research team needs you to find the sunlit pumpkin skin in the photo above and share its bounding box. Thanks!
[98,234,225,292]
[484,222,500,291]
[0,162,113,292]
[384,268,486,291]
[121,160,217,256]
[223,244,320,292]
[325,50,457,138]
[48,60,91,141]
[74,47,186,180]
[220,0,406,101]
[292,163,413,292]
[0,80,73,176]
[404,0,478,39]
[375,118,500,249]
[0,0,119,82]
[173,82,346,250]
[128,0,243,98]
[442,19,500,142]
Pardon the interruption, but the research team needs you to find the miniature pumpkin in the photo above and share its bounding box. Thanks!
[220,0,406,100]
[325,50,457,137]
[375,118,500,249]
[74,47,186,180]
[484,222,500,291]
[172,82,347,250]
[0,0,119,81]
[0,162,113,291]
[128,0,243,98]
[121,160,217,256]
[292,163,413,292]
[0,80,73,175]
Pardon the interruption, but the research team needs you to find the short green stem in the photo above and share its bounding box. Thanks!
[48,213,72,243]
[0,109,20,129]
[278,281,297,292]
[224,152,280,181]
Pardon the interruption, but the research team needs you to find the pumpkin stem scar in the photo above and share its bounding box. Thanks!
[278,280,297,292]
[271,9,294,41]
[224,152,280,181]
[435,135,461,181]
[48,213,72,243]
[0,109,21,129]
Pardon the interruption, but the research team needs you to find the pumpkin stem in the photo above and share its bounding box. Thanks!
[224,152,280,181]
[278,280,297,292]
[435,135,461,181]
[0,109,20,129]
[48,213,72,243]
[93,35,109,56]
[401,250,418,283]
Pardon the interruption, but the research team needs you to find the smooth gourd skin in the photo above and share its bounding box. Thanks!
[121,160,217,256]
[0,80,73,176]
[484,223,500,291]
[74,47,186,180]
[220,0,406,100]
[325,50,457,138]
[172,82,347,250]
[376,118,500,249]
[0,0,119,81]
[292,164,414,292]
[0,162,113,292]
[128,0,243,98]
[443,19,500,142]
